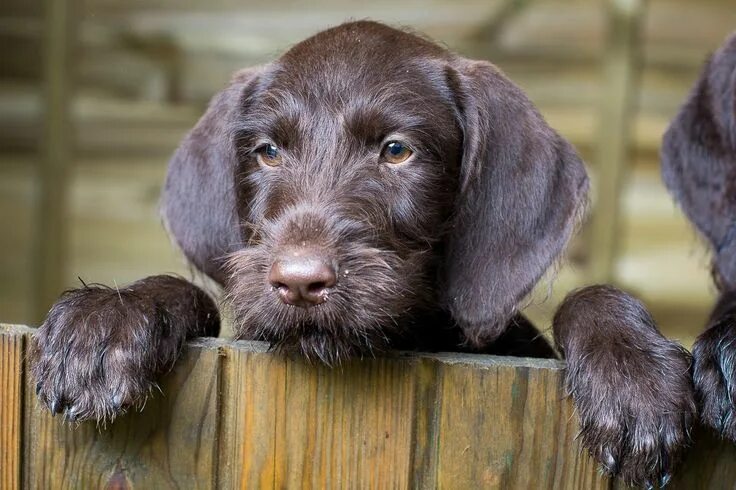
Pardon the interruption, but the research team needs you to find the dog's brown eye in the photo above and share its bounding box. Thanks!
[256,143,282,167]
[382,141,413,164]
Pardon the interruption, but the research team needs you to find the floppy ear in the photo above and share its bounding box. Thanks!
[161,67,262,285]
[661,33,736,290]
[443,59,589,346]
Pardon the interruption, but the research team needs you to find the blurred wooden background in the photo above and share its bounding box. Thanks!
[1,0,734,347]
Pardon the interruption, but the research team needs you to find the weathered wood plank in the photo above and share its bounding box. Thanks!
[407,357,443,488]
[278,356,419,488]
[435,355,609,489]
[1,326,735,487]
[0,325,26,490]
[666,426,736,489]
[220,342,430,487]
[23,335,223,489]
[218,341,285,488]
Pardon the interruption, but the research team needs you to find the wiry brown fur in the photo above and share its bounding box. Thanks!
[692,291,736,441]
[661,32,736,446]
[554,286,696,487]
[160,21,590,356]
[33,276,218,423]
[225,219,430,364]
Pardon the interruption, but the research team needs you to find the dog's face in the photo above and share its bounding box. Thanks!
[163,21,588,363]
[225,32,463,362]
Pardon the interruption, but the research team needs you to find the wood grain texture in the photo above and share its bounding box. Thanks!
[1,326,735,488]
[278,355,418,488]
[218,341,285,488]
[434,354,609,489]
[1,325,27,490]
[656,426,736,490]
[23,333,223,489]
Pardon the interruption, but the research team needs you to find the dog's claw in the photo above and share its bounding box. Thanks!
[599,447,618,475]
[36,382,42,395]
[65,407,80,422]
[49,398,63,415]
[659,472,672,488]
[112,393,124,411]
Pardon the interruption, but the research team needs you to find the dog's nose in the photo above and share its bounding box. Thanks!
[269,252,337,307]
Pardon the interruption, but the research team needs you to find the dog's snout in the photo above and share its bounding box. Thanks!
[269,250,337,307]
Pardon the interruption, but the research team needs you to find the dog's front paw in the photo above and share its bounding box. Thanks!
[566,340,696,487]
[692,315,736,441]
[33,286,175,424]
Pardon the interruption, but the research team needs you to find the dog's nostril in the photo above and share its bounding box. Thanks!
[307,281,327,293]
[268,251,337,307]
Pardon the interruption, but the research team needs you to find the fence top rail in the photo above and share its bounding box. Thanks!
[1,322,565,370]
[2,321,735,489]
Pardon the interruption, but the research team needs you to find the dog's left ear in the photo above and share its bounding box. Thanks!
[662,33,736,290]
[161,67,263,285]
[443,59,589,346]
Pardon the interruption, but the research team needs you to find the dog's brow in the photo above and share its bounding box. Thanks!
[266,115,302,147]
[343,97,440,142]
[237,102,303,148]
[343,104,400,144]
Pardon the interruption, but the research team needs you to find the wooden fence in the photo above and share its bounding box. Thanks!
[1,324,735,489]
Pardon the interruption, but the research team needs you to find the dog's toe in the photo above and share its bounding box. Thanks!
[578,407,691,487]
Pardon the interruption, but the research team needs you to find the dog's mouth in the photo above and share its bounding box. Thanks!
[224,244,430,365]
[265,318,391,365]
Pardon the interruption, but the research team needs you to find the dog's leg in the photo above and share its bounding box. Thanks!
[32,275,219,423]
[553,285,695,487]
[692,289,736,442]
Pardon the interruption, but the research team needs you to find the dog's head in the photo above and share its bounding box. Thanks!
[662,33,736,291]
[162,21,588,363]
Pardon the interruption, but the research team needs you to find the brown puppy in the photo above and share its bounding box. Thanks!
[33,21,694,486]
[662,32,736,443]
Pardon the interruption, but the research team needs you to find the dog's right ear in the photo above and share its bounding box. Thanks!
[661,34,736,290]
[161,68,262,285]
[441,59,589,346]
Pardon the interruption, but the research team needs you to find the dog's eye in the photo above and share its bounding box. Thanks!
[256,143,282,167]
[382,141,413,164]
